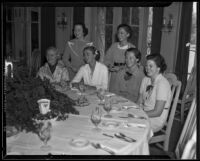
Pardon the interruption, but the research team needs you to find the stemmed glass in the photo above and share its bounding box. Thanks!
[97,88,105,105]
[79,82,85,95]
[38,121,52,151]
[103,96,112,118]
[90,107,102,132]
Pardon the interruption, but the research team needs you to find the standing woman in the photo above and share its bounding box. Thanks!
[104,24,135,92]
[137,54,171,132]
[62,22,93,80]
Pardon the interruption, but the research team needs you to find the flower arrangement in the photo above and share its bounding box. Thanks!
[5,66,79,134]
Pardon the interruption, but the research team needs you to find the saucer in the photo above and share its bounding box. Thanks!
[69,138,89,148]
[102,121,120,128]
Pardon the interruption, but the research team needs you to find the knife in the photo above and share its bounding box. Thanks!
[114,134,135,143]
[119,132,136,142]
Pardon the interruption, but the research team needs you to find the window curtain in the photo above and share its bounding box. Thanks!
[41,7,55,65]
[96,7,105,63]
[151,7,163,54]
[175,2,193,96]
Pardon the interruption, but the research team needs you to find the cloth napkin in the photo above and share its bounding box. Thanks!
[124,122,147,128]
[122,105,139,109]
[101,137,131,154]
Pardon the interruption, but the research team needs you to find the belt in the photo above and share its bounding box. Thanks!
[114,62,125,66]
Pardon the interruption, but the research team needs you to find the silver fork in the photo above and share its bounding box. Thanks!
[91,143,115,155]
[128,113,147,120]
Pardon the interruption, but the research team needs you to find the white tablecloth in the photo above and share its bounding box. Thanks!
[6,88,153,155]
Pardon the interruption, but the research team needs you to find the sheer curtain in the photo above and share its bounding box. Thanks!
[96,7,105,63]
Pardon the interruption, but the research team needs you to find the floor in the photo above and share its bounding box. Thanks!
[149,119,183,158]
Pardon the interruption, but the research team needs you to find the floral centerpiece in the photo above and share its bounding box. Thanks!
[5,66,79,135]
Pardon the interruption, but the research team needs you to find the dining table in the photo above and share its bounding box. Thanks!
[6,87,153,155]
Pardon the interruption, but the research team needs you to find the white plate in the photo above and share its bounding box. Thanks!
[69,138,89,148]
[102,121,120,128]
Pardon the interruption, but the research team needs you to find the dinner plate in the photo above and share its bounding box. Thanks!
[69,138,89,148]
[101,121,120,129]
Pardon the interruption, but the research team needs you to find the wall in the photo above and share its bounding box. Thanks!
[55,7,73,55]
[160,2,182,73]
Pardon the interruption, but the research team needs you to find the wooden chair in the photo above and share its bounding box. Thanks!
[149,74,182,151]
[175,97,196,159]
[175,66,196,125]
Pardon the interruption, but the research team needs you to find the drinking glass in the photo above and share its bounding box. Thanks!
[97,88,105,105]
[38,121,52,151]
[90,107,102,132]
[79,82,85,95]
[103,97,112,118]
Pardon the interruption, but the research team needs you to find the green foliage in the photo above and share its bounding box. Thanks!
[5,66,79,134]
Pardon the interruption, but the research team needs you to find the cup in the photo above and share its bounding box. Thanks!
[37,99,51,115]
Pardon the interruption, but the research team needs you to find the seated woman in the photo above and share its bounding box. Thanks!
[71,46,108,91]
[112,48,145,102]
[37,46,70,87]
[137,54,171,132]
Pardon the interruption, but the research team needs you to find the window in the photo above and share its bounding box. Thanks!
[105,7,113,51]
[187,2,196,79]
[146,7,153,55]
[121,7,140,46]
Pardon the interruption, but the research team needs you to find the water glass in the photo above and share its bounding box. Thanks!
[91,107,102,132]
[97,88,105,105]
[38,121,52,151]
[103,97,112,118]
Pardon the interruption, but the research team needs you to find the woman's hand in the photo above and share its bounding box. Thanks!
[109,66,121,72]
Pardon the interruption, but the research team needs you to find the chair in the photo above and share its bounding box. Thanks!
[29,49,41,77]
[175,97,196,159]
[175,66,196,125]
[149,74,182,151]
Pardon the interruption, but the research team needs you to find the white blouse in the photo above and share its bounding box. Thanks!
[71,62,109,90]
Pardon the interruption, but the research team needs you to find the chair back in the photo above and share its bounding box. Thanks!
[149,74,182,151]
[175,97,196,158]
[164,78,182,151]
[178,66,196,124]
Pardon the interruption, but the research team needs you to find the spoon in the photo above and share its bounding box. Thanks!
[91,143,115,155]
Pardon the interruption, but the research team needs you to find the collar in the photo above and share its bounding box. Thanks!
[152,74,163,85]
[117,43,129,50]
[126,65,139,76]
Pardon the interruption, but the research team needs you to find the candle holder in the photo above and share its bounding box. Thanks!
[57,12,67,31]
[162,14,174,33]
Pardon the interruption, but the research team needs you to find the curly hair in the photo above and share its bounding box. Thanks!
[146,53,167,73]
[72,22,88,38]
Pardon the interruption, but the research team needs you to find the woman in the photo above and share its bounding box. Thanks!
[37,46,69,86]
[104,24,135,92]
[113,48,145,102]
[62,22,93,80]
[137,54,171,132]
[71,46,108,91]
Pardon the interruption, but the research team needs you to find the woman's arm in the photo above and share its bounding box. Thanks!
[145,100,166,117]
[62,42,73,68]
[104,44,114,67]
